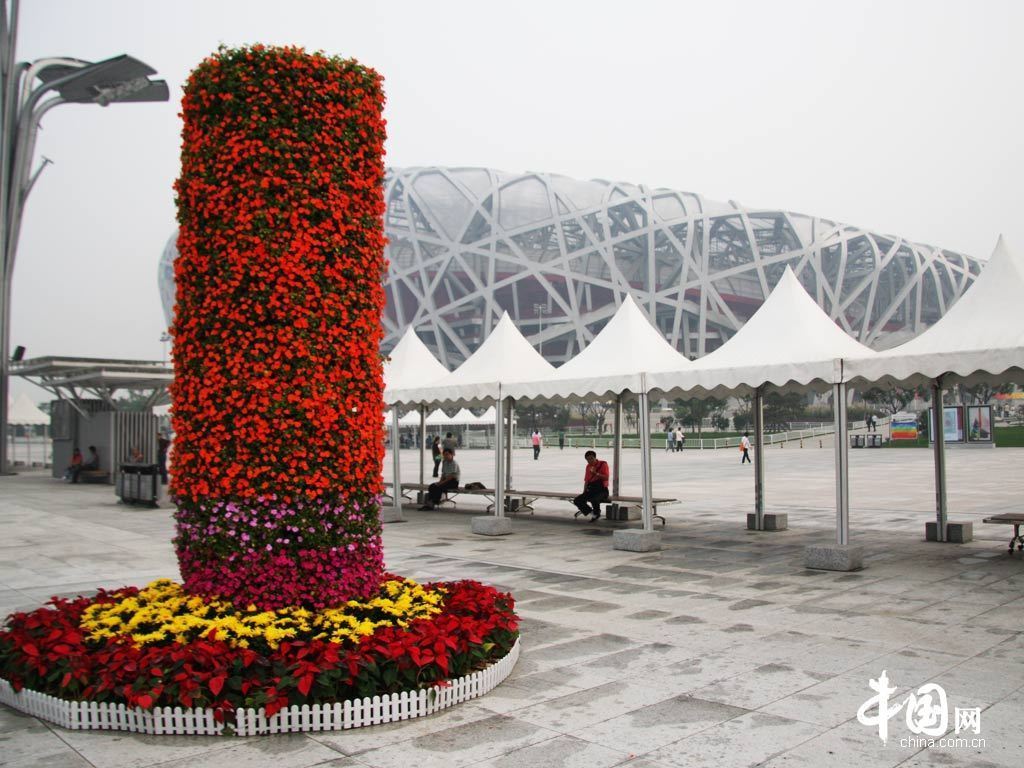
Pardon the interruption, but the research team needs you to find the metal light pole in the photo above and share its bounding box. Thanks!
[532,303,548,356]
[0,0,168,472]
[159,332,171,365]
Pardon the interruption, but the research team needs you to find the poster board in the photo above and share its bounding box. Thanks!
[891,415,919,441]
[966,405,993,443]
[927,406,964,443]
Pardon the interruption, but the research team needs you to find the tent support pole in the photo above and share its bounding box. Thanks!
[390,405,404,521]
[418,404,426,485]
[753,386,765,530]
[494,393,505,517]
[638,376,653,531]
[932,376,947,542]
[505,397,514,490]
[612,395,622,497]
[833,382,849,546]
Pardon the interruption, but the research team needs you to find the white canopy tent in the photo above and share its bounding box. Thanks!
[506,295,694,529]
[648,268,879,547]
[382,327,449,518]
[383,326,449,396]
[387,313,554,529]
[389,313,555,408]
[844,236,1024,542]
[648,269,876,398]
[8,393,48,425]
[844,237,1024,386]
[509,295,692,402]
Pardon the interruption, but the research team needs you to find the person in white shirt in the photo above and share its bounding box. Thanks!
[740,432,752,464]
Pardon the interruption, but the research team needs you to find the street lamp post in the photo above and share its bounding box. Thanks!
[532,302,548,357]
[159,332,171,365]
[0,0,168,472]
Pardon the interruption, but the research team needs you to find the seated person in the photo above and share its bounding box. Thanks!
[420,448,459,510]
[65,447,83,481]
[573,450,610,521]
[82,445,100,470]
[71,445,99,484]
[128,446,144,463]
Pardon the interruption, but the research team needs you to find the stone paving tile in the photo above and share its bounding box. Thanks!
[758,721,921,767]
[511,679,684,731]
[689,662,832,710]
[844,647,971,689]
[472,733,630,768]
[0,718,93,768]
[47,729,239,768]
[643,710,825,768]
[308,701,498,757]
[568,695,749,755]
[136,736,352,768]
[4,446,1024,766]
[347,713,558,768]
[758,674,912,729]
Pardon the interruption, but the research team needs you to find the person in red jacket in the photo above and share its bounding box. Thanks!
[573,450,610,521]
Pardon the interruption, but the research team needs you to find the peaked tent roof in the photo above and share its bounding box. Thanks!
[8,393,49,425]
[383,327,449,403]
[845,236,1024,386]
[507,294,692,402]
[389,313,555,406]
[648,267,877,398]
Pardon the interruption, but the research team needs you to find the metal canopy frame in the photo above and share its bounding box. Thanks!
[11,356,171,417]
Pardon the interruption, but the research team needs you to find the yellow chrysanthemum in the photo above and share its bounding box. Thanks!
[80,577,445,650]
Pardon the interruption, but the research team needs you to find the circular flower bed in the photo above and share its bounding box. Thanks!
[0,576,518,721]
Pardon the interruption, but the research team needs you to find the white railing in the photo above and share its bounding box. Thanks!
[0,639,520,737]
[4,436,52,467]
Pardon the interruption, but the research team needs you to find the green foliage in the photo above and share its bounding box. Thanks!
[763,392,805,424]
[673,397,726,437]
[860,385,924,414]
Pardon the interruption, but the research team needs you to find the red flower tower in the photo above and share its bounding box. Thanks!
[171,45,388,610]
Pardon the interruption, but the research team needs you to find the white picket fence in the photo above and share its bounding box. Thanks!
[0,638,520,737]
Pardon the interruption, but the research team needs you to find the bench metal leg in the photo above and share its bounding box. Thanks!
[1011,524,1023,553]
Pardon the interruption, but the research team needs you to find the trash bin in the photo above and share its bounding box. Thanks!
[850,434,865,448]
[868,434,883,448]
[118,463,159,507]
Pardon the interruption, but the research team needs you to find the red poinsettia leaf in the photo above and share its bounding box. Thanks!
[208,675,226,696]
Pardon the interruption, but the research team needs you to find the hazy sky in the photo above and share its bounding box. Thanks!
[10,0,1024,400]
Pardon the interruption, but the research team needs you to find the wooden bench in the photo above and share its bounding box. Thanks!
[385,482,677,525]
[384,482,490,509]
[983,513,1024,553]
[79,469,110,484]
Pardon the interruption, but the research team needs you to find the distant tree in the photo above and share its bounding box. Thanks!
[113,392,154,412]
[764,392,805,424]
[733,411,752,432]
[961,382,1015,405]
[577,401,615,434]
[673,397,726,438]
[521,404,569,431]
[860,385,924,415]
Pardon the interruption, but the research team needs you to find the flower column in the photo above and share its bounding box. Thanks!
[171,45,388,610]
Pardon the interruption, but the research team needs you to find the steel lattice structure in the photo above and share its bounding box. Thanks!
[160,166,983,368]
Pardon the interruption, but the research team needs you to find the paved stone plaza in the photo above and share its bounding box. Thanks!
[1,443,1022,767]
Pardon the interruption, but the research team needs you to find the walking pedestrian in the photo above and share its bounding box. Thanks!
[740,432,752,464]
[430,436,442,477]
[531,430,542,460]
